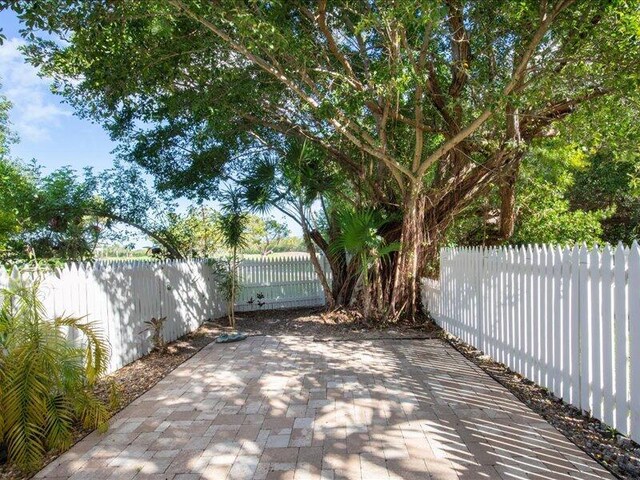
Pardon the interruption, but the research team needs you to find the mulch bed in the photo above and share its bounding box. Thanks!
[438,326,640,480]
[229,306,438,340]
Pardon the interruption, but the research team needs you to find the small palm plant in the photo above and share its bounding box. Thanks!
[0,275,110,472]
[140,316,167,353]
[217,188,248,328]
[332,209,399,320]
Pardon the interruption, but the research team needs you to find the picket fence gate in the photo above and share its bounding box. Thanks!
[422,243,640,443]
[0,255,329,373]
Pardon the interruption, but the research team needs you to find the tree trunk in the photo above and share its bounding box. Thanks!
[389,184,427,320]
[307,223,356,310]
[301,226,335,309]
[499,160,521,241]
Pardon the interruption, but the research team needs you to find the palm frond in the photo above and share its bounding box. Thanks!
[44,395,74,451]
[73,390,109,433]
[0,277,111,472]
[55,316,109,385]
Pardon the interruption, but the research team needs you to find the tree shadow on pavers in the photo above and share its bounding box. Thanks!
[247,337,612,480]
[36,336,613,480]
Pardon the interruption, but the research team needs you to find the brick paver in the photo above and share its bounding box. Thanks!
[36,337,613,479]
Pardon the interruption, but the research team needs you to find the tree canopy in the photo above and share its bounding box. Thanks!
[4,0,639,317]
[0,156,187,264]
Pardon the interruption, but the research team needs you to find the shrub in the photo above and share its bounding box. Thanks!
[0,275,110,472]
[141,316,167,353]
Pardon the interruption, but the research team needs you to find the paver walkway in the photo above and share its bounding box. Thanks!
[37,337,613,479]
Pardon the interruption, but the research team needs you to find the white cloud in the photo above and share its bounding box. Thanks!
[0,37,71,142]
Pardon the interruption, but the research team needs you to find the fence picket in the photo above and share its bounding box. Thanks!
[552,246,562,398]
[601,245,614,427]
[579,245,590,412]
[426,243,640,444]
[614,244,629,434]
[629,242,640,440]
[561,247,572,402]
[590,247,603,419]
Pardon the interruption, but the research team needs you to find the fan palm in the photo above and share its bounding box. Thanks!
[331,209,399,319]
[0,274,110,472]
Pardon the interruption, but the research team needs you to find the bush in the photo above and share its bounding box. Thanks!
[0,275,110,472]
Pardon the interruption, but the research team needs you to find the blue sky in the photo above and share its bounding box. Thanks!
[0,9,302,238]
[0,9,118,174]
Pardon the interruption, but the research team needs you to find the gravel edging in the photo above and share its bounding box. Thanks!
[437,326,640,479]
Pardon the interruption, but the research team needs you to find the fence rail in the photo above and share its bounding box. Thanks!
[422,243,640,443]
[0,255,329,373]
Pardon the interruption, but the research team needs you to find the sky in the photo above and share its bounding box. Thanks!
[0,9,302,239]
[0,9,118,173]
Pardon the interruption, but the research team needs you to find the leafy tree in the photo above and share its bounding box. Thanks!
[447,141,610,247]
[570,150,640,245]
[159,206,220,258]
[0,158,187,264]
[0,84,16,159]
[244,217,290,256]
[271,236,306,253]
[0,162,102,263]
[0,159,37,255]
[0,89,33,255]
[511,143,608,245]
[85,163,186,259]
[7,0,639,318]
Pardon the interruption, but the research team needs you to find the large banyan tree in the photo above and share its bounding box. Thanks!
[5,0,638,318]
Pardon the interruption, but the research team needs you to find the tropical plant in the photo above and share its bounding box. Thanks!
[332,210,399,320]
[240,139,360,309]
[140,316,167,353]
[217,189,248,328]
[0,275,110,472]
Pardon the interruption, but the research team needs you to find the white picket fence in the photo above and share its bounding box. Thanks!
[0,255,329,373]
[422,243,640,443]
[235,255,329,311]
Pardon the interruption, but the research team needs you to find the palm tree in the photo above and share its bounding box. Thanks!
[217,188,249,328]
[0,274,110,472]
[239,139,348,309]
[332,209,399,320]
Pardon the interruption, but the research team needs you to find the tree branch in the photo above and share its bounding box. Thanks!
[415,0,575,178]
